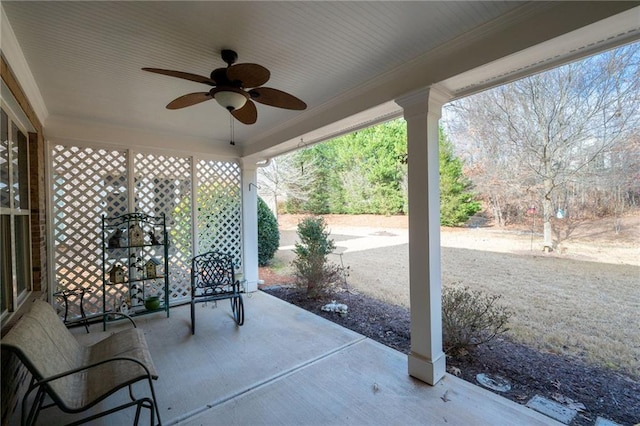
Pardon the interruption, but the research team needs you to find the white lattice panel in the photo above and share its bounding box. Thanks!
[196,160,242,269]
[52,146,128,315]
[52,145,244,313]
[135,153,192,302]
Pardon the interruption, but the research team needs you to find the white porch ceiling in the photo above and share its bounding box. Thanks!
[1,2,639,162]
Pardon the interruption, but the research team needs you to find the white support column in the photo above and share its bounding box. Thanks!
[395,86,451,385]
[241,164,259,292]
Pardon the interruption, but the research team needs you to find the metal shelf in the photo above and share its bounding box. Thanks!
[102,212,170,330]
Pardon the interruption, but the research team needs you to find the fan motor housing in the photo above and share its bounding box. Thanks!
[221,49,238,66]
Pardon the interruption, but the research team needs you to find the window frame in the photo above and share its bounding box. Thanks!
[1,103,33,318]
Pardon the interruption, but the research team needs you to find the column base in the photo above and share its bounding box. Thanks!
[408,351,446,385]
[245,280,258,292]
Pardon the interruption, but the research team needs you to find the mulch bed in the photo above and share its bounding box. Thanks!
[262,285,640,426]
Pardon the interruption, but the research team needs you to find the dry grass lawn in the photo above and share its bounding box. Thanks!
[272,214,640,379]
[441,249,639,377]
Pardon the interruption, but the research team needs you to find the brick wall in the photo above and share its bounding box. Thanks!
[29,131,47,293]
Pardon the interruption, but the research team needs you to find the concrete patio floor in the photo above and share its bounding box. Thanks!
[37,291,558,425]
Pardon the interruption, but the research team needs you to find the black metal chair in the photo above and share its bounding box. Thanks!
[190,251,244,334]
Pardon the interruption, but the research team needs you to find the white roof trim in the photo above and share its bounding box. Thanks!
[0,3,48,125]
[443,6,640,97]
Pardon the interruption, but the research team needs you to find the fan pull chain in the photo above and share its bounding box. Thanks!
[229,114,235,146]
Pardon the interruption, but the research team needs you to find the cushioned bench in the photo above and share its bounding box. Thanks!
[1,300,161,425]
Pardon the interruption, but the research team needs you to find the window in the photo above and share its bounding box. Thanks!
[1,106,32,315]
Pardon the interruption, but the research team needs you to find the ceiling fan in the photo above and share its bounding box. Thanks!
[142,50,306,125]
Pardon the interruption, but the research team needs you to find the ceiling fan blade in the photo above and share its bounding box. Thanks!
[166,92,212,109]
[142,68,216,86]
[231,100,257,125]
[249,87,307,110]
[226,64,270,88]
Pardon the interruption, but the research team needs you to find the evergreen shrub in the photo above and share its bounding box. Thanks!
[292,216,344,298]
[257,197,280,266]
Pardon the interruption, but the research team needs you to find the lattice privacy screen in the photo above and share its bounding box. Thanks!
[52,146,128,314]
[135,153,193,303]
[197,159,242,269]
[52,144,242,315]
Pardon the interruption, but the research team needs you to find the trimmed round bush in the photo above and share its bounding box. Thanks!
[257,196,280,266]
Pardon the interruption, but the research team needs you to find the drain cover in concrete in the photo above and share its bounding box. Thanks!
[475,373,511,392]
[595,417,620,426]
[526,395,577,424]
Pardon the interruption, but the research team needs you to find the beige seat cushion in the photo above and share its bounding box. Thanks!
[2,300,157,411]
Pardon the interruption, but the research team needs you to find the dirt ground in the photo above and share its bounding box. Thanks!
[276,213,639,266]
[260,213,640,425]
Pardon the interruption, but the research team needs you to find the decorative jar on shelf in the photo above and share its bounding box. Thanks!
[144,296,161,310]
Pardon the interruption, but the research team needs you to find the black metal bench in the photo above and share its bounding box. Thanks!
[190,251,244,334]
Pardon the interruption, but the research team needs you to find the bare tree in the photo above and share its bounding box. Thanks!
[447,43,640,250]
[257,151,318,217]
[578,133,640,231]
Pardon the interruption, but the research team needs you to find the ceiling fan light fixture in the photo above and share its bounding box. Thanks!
[214,89,247,111]
[144,49,306,124]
